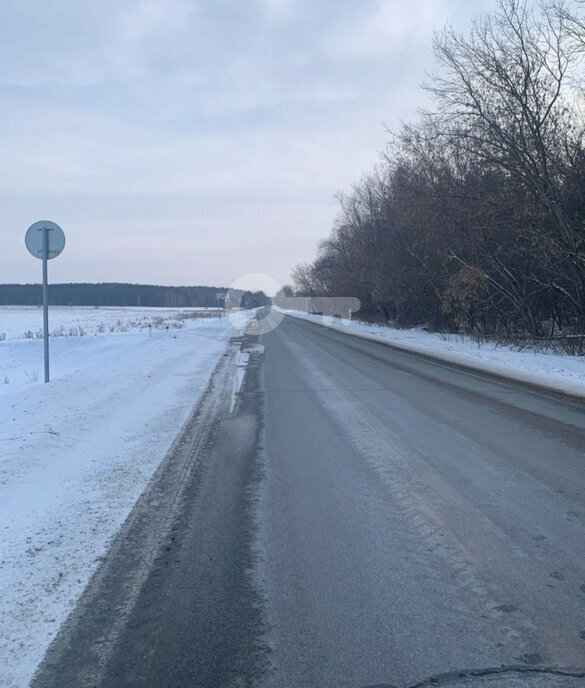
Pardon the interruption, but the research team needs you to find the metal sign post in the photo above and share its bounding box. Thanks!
[216,292,227,318]
[42,227,50,382]
[25,220,66,383]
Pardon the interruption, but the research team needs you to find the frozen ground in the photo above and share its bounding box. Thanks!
[281,310,585,398]
[0,306,248,688]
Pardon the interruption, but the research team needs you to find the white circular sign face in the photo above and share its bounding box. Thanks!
[25,221,66,260]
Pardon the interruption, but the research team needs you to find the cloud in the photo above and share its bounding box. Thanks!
[0,0,201,88]
[115,0,192,45]
[323,0,448,60]
[260,0,297,23]
[0,0,492,286]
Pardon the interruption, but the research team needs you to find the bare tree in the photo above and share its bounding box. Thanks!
[427,0,585,325]
[293,0,585,336]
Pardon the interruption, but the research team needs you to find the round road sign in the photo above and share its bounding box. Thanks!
[25,220,66,260]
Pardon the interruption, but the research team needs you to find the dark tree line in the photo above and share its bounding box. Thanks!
[293,0,585,336]
[240,291,271,309]
[0,283,235,308]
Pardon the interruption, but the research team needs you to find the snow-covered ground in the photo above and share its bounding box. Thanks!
[0,306,221,389]
[0,306,248,688]
[3,304,583,686]
[282,310,585,398]
[0,305,216,342]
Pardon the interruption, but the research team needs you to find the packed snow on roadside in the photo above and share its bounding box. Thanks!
[0,306,249,688]
[282,310,585,398]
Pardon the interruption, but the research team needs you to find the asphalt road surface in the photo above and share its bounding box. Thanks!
[32,312,585,688]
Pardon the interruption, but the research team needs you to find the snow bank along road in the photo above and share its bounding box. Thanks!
[0,312,244,688]
[280,309,585,399]
[32,312,585,688]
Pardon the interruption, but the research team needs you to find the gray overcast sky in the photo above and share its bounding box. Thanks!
[0,0,493,291]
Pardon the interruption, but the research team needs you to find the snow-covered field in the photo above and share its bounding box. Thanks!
[282,310,585,398]
[0,306,247,688]
[0,304,216,341]
[0,306,224,389]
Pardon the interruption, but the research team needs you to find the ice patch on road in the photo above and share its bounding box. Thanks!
[231,350,250,414]
[230,343,264,414]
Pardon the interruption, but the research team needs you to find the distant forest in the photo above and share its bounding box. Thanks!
[293,0,585,337]
[0,283,232,308]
